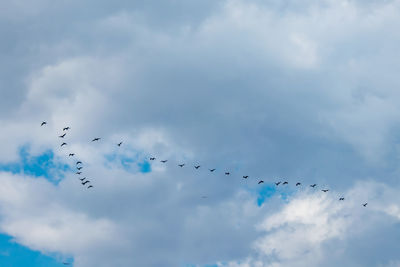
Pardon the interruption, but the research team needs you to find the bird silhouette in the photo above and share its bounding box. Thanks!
[258,180,264,184]
[225,172,230,175]
[77,167,83,170]
[62,263,71,265]
[76,171,82,175]
[41,121,47,126]
[296,182,301,186]
[117,142,123,146]
[82,181,90,185]
[194,165,201,169]
[150,157,156,160]
[61,142,67,147]
[310,184,317,188]
[87,185,93,189]
[91,138,100,142]
[63,127,70,131]
[178,164,185,167]
[59,133,66,138]
[363,203,368,207]
[283,181,288,185]
[69,153,75,157]
[339,197,345,201]
[160,160,168,163]
[275,182,281,186]
[76,161,82,165]
[321,189,329,192]
[209,169,216,172]
[243,175,249,179]
[79,177,86,181]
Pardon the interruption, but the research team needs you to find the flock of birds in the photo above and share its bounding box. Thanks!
[40,121,369,207]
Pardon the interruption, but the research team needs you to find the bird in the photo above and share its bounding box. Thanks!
[63,127,70,131]
[275,182,281,186]
[283,181,288,185]
[243,175,249,179]
[150,157,156,160]
[339,197,345,201]
[296,182,301,186]
[160,160,168,163]
[77,167,83,170]
[62,263,71,265]
[87,185,93,189]
[91,137,101,142]
[69,153,75,157]
[76,171,82,175]
[258,180,264,184]
[59,133,66,138]
[194,165,201,169]
[117,142,123,146]
[310,184,317,188]
[76,161,82,165]
[61,142,67,147]
[322,189,329,192]
[209,169,216,172]
[79,177,86,181]
[41,121,47,126]
[363,203,368,207]
[225,172,230,175]
[82,181,90,185]
[178,164,185,167]
[201,196,208,199]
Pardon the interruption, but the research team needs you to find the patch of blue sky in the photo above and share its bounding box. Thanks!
[104,150,151,174]
[0,233,72,267]
[0,145,70,184]
[256,184,277,206]
[183,264,219,267]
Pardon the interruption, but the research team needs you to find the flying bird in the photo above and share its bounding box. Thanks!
[69,153,75,157]
[243,175,249,179]
[363,203,368,207]
[209,169,216,172]
[258,180,264,184]
[79,177,86,181]
[150,157,156,160]
[61,142,67,147]
[178,164,185,167]
[310,184,317,188]
[91,138,101,142]
[87,185,93,189]
[77,167,83,170]
[62,263,71,265]
[283,181,288,185]
[63,127,70,131]
[194,165,201,169]
[321,189,329,192]
[76,161,82,165]
[117,142,123,146]
[339,197,345,201]
[59,133,66,138]
[76,171,82,175]
[296,182,301,186]
[82,181,90,185]
[225,172,230,175]
[41,121,47,126]
[160,160,168,163]
[275,182,281,186]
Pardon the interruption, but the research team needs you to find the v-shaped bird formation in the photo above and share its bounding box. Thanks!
[41,121,369,207]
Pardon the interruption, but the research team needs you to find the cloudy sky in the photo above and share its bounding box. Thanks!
[1,0,400,266]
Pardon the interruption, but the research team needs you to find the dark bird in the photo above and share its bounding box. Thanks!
[339,197,345,201]
[150,157,156,160]
[41,121,47,126]
[296,182,301,186]
[160,160,168,163]
[91,138,101,142]
[79,177,86,181]
[77,167,83,170]
[243,175,249,179]
[69,153,75,157]
[178,164,185,167]
[87,185,93,189]
[322,189,329,192]
[209,169,216,172]
[225,172,230,175]
[62,263,71,265]
[61,142,67,147]
[76,161,82,165]
[63,127,70,131]
[275,182,281,186]
[82,181,90,185]
[310,184,317,188]
[76,171,82,175]
[117,142,123,146]
[283,181,288,185]
[194,165,201,169]
[363,203,368,207]
[59,133,66,138]
[258,180,264,184]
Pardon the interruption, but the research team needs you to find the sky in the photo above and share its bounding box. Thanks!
[1,0,400,266]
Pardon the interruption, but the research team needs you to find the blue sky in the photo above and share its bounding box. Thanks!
[1,0,400,267]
